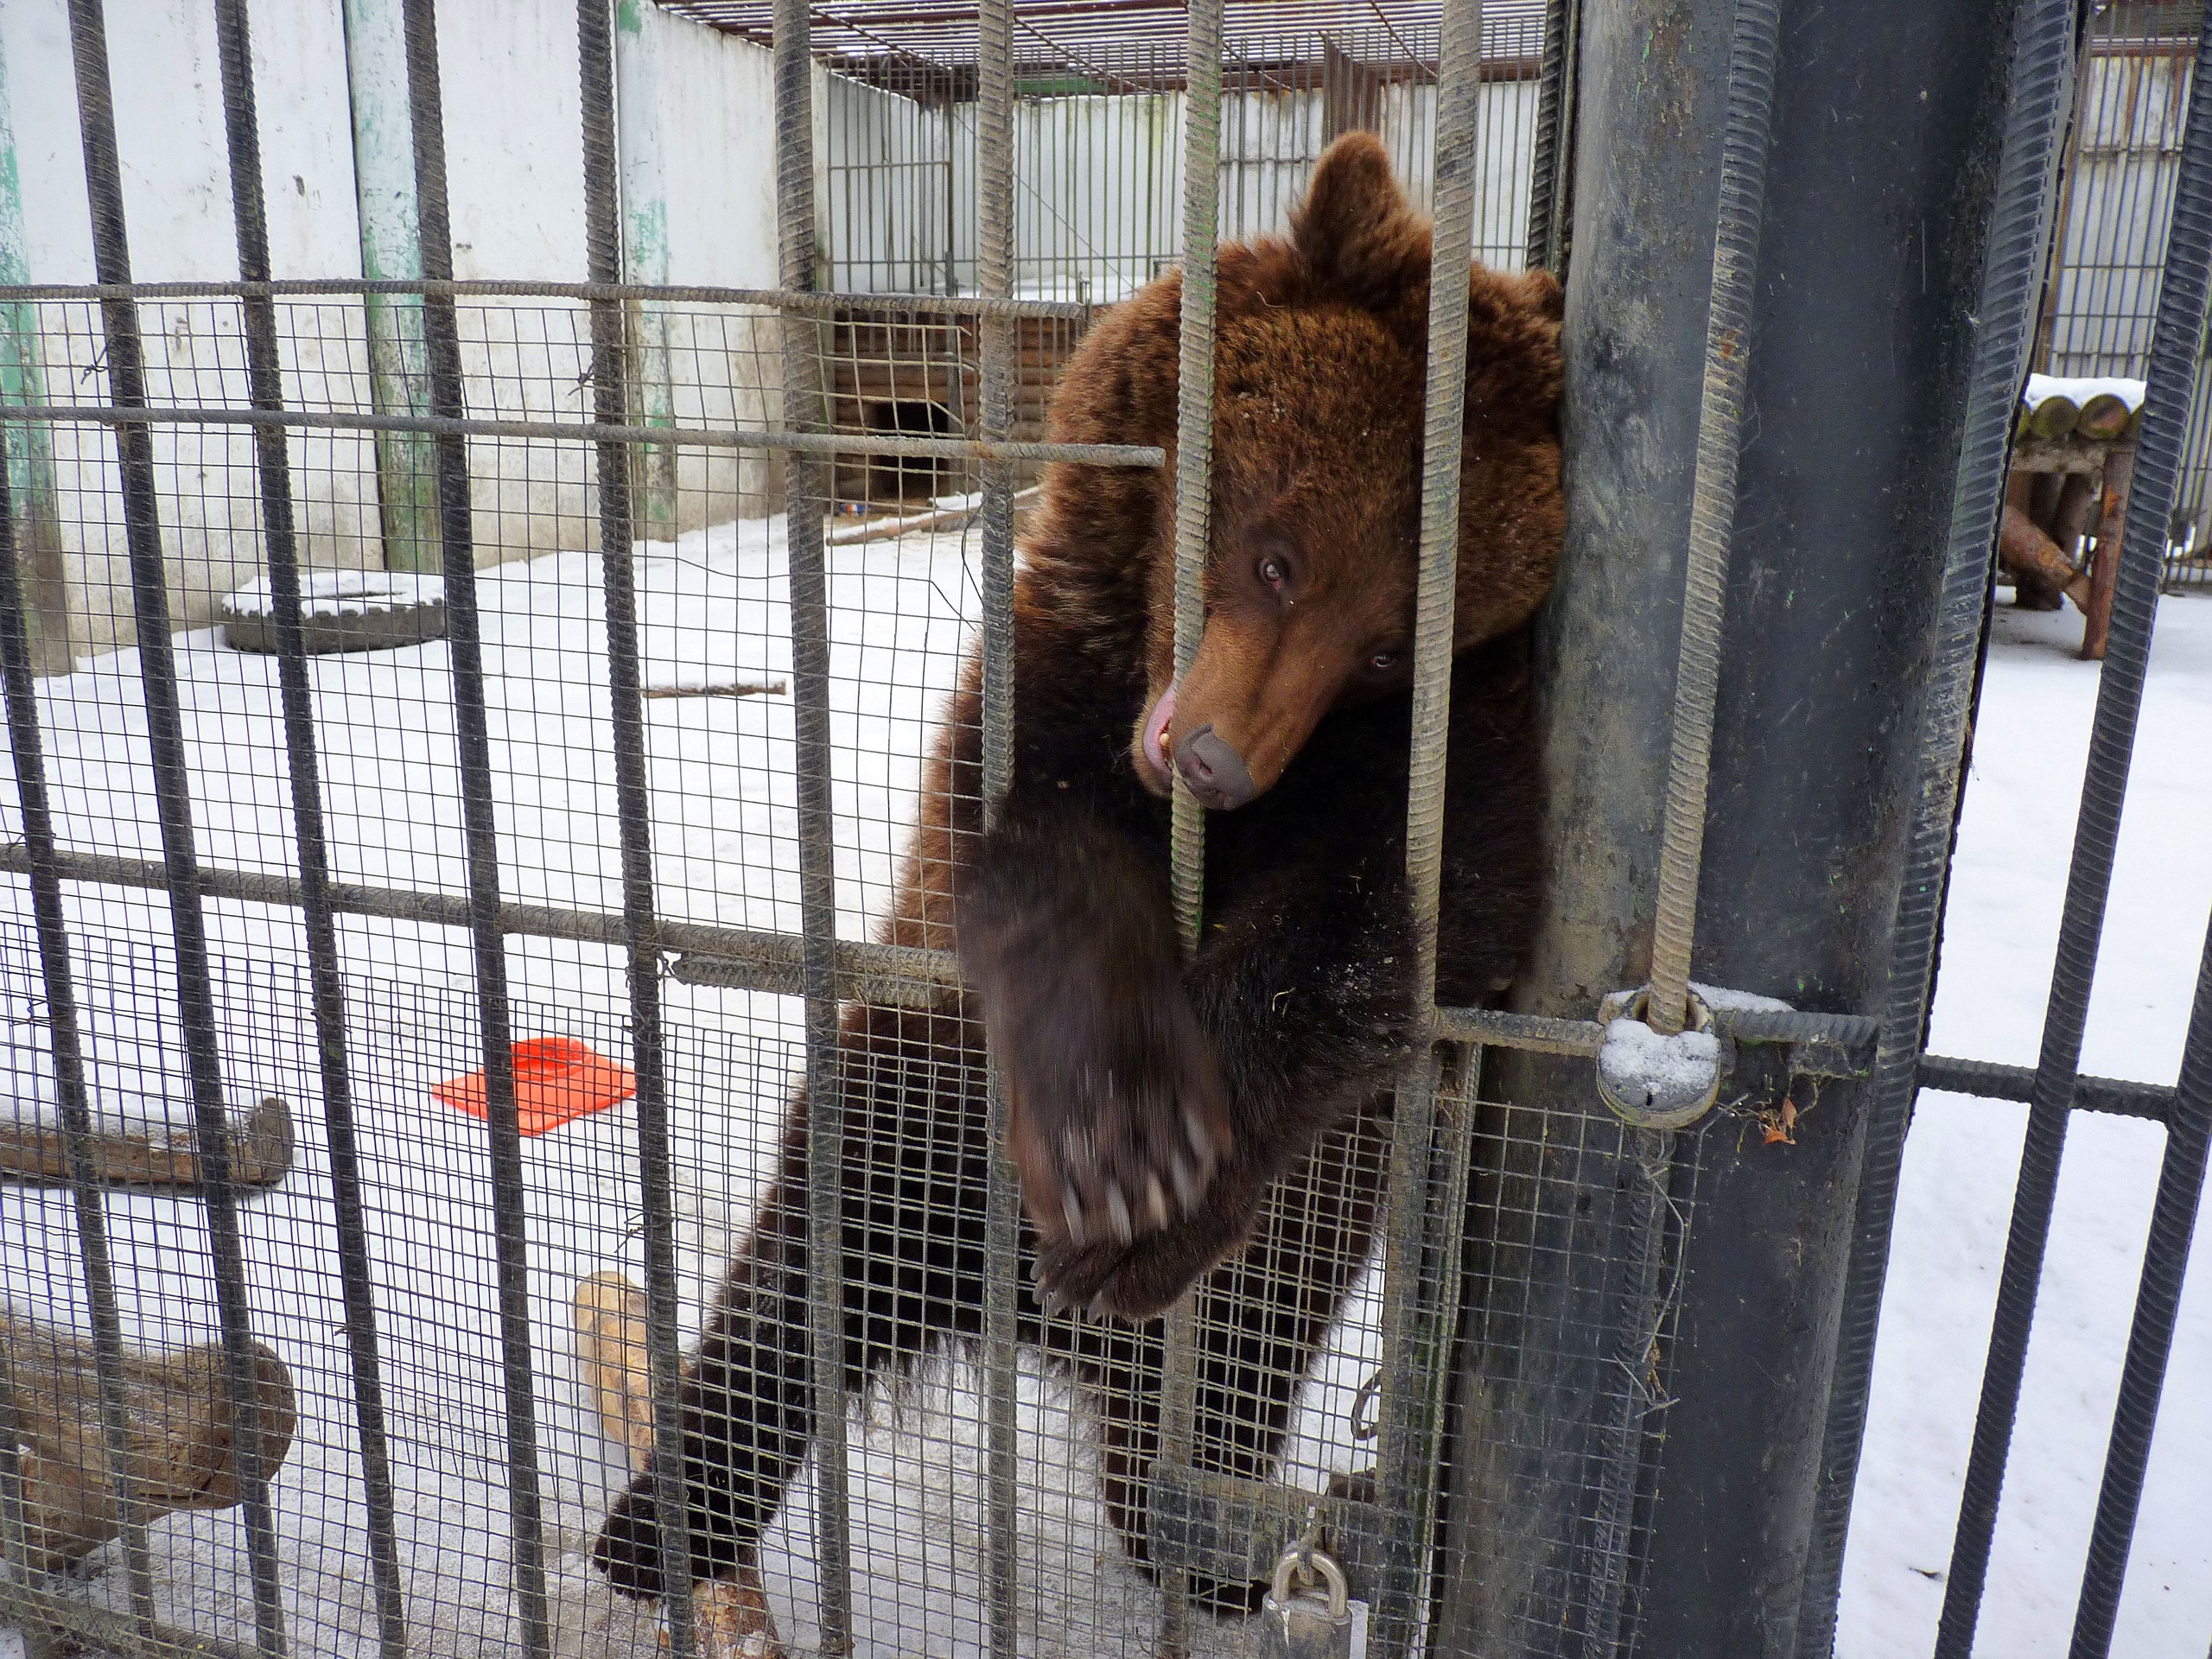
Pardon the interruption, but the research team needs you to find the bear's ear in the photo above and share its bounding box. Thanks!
[1290,132,1432,312]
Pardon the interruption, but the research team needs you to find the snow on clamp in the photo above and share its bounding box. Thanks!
[1591,982,1881,1129]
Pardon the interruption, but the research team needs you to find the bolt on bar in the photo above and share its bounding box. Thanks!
[972,1,1023,1656]
[209,1,410,1653]
[0,402,1161,470]
[62,3,289,1652]
[397,1,552,1652]
[2069,903,2212,1658]
[1157,0,1221,1651]
[1370,2,1483,1650]
[0,410,159,1644]
[575,4,696,1656]
[772,0,856,1648]
[1935,7,2212,1651]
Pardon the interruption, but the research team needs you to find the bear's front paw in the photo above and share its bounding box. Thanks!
[995,961,1233,1255]
[1031,1185,1259,1321]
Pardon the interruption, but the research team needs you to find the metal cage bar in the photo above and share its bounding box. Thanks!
[1935,7,2212,1650]
[396,1,553,1652]
[973,1,1024,1656]
[576,3,698,1655]
[209,1,411,1654]
[60,3,289,1653]
[772,1,858,1649]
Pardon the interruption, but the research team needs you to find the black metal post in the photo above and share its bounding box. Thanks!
[207,4,410,1653]
[62,4,288,1653]
[394,3,550,1653]
[575,4,696,1656]
[1436,2,2032,1653]
[1940,9,2212,1651]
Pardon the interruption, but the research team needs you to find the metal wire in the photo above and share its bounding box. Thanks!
[577,4,696,1654]
[62,3,289,1652]
[1643,0,1780,1039]
[1936,7,2212,1651]
[775,1,856,1649]
[2069,906,2212,1656]
[210,0,410,1652]
[398,1,550,1652]
[0,402,1161,469]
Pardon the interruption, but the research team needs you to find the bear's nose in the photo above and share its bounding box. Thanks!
[1173,725,1256,810]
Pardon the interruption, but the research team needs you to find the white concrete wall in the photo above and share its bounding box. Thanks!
[0,0,788,661]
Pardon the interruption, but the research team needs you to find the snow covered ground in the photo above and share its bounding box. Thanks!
[1840,593,2212,1656]
[0,515,2205,1656]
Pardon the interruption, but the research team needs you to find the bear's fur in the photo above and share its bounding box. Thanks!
[592,131,1565,1635]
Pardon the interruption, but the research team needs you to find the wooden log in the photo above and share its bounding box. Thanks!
[574,1270,656,1471]
[2050,471,2100,563]
[1998,503,2089,611]
[2024,392,2082,440]
[0,1096,292,1193]
[2082,444,2136,661]
[0,1312,296,1574]
[2010,436,2112,474]
[2075,391,2134,441]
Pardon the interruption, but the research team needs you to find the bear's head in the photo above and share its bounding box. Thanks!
[1038,130,1564,810]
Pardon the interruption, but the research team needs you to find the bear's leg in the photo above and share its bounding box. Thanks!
[593,1003,996,1611]
[1082,1096,1392,1618]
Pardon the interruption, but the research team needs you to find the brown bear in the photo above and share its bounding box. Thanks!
[591,130,1564,1643]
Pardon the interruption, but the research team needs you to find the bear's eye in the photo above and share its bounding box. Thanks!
[1257,555,1289,589]
[1369,650,1400,672]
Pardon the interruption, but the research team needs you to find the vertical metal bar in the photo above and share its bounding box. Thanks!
[1792,3,2079,1650]
[771,3,855,1649]
[208,3,410,1656]
[0,32,72,677]
[0,422,158,1649]
[973,1,1021,1656]
[1643,0,1779,1039]
[2068,906,2212,1658]
[392,4,551,1654]
[339,0,438,574]
[1523,0,1575,276]
[577,5,695,1657]
[1934,12,2212,1653]
[1159,4,1220,1654]
[613,0,679,537]
[1371,4,1480,1653]
[60,7,289,1655]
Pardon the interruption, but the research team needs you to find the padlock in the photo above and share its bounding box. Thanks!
[1258,1542,1355,1659]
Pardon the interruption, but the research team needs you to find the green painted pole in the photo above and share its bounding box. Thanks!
[615,0,677,537]
[340,0,438,572]
[0,27,72,674]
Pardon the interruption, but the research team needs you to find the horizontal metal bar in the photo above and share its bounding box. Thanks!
[0,842,959,1004]
[1434,1005,1605,1055]
[0,1577,254,1659]
[0,276,1097,321]
[1433,1002,1879,1076]
[0,403,1163,467]
[1918,1052,2176,1125]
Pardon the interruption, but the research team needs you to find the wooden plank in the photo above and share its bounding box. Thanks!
[2081,445,2136,662]
[0,1095,293,1192]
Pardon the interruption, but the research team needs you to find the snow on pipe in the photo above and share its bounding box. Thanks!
[210,0,410,1652]
[1794,0,2084,1649]
[1643,0,1781,1040]
[396,0,554,1651]
[772,0,859,1648]
[1935,3,2212,1652]
[60,1,291,1652]
[575,4,699,1655]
